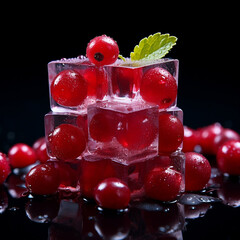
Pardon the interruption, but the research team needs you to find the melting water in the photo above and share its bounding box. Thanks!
[179,193,222,206]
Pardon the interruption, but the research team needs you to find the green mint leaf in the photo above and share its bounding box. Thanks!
[130,32,177,61]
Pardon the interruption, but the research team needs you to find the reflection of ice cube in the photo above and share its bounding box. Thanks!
[53,200,82,230]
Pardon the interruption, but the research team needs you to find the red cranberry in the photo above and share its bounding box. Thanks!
[0,153,11,184]
[51,70,87,107]
[94,177,131,209]
[89,112,116,142]
[185,152,211,191]
[116,111,158,150]
[32,137,49,163]
[48,124,86,161]
[198,123,224,155]
[183,126,199,152]
[140,67,177,109]
[213,128,240,155]
[158,113,184,153]
[86,35,119,66]
[217,140,240,175]
[80,158,116,198]
[25,163,60,195]
[8,143,37,168]
[144,166,182,202]
[83,67,108,98]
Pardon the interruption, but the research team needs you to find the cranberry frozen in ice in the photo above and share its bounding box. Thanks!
[51,69,88,107]
[86,35,119,66]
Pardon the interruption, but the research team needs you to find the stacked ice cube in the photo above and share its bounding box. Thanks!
[44,56,185,199]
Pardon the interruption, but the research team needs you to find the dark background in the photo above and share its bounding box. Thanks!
[0,5,239,153]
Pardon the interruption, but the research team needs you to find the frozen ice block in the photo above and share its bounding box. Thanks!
[87,100,159,164]
[44,112,87,161]
[106,58,179,109]
[48,57,108,113]
[80,151,185,200]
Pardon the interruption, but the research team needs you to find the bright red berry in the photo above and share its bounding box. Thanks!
[116,111,158,150]
[217,140,240,175]
[94,177,131,209]
[213,128,240,155]
[51,69,88,107]
[89,112,116,142]
[8,143,37,168]
[25,163,60,195]
[0,153,11,184]
[144,166,182,202]
[83,67,108,98]
[140,67,177,109]
[158,113,184,153]
[86,35,119,66]
[80,157,116,198]
[185,152,211,191]
[198,123,224,155]
[32,137,49,163]
[48,124,86,161]
[183,126,199,152]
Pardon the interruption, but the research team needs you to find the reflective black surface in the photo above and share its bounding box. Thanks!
[1,161,240,240]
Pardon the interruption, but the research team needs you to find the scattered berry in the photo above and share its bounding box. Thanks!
[0,153,11,184]
[94,177,131,209]
[51,69,88,107]
[217,140,240,175]
[86,35,119,66]
[198,122,224,155]
[8,143,37,168]
[185,152,211,191]
[183,126,199,152]
[140,67,177,109]
[32,137,49,163]
[158,113,184,153]
[48,124,86,161]
[144,166,182,202]
[213,128,240,155]
[25,163,60,195]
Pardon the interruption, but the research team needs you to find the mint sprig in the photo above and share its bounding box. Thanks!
[130,32,177,61]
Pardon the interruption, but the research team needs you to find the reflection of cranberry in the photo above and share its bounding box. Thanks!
[141,202,184,234]
[0,186,8,214]
[217,175,240,207]
[6,173,27,198]
[94,210,130,239]
[25,196,60,223]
